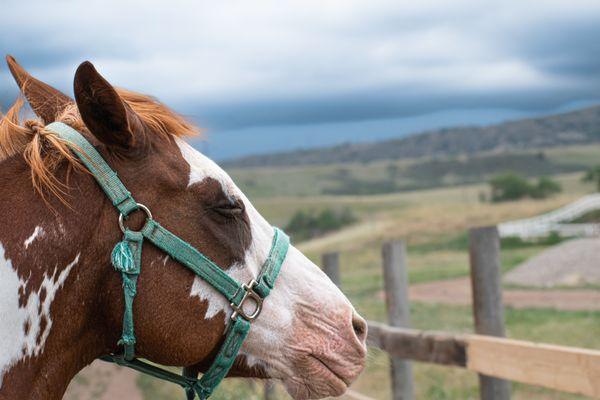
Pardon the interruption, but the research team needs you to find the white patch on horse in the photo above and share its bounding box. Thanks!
[0,245,79,387]
[25,254,80,355]
[174,142,293,355]
[190,263,251,321]
[175,137,235,200]
[175,138,350,375]
[176,138,266,318]
[23,226,44,249]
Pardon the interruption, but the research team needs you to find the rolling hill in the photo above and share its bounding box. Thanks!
[224,105,600,168]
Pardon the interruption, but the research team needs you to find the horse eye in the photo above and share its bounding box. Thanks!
[211,202,244,218]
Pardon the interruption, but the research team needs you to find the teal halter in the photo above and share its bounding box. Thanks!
[45,122,290,399]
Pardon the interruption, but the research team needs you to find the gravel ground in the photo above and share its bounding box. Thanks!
[504,238,600,287]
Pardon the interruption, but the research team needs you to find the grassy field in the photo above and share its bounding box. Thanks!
[227,144,600,199]
[138,148,600,399]
[257,170,598,399]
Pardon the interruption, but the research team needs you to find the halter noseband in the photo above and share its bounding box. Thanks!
[45,122,290,400]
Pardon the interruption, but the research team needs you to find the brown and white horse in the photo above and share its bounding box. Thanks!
[0,57,367,400]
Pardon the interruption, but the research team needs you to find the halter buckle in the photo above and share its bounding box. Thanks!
[230,280,263,322]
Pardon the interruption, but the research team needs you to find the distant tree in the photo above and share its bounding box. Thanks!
[338,207,356,225]
[530,176,562,199]
[489,173,561,202]
[317,209,338,231]
[285,210,311,237]
[285,208,357,241]
[490,173,532,202]
[583,165,600,191]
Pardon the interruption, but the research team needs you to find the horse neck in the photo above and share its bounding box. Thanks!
[0,156,117,399]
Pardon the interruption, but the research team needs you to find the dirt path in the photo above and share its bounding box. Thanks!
[64,360,143,400]
[408,277,600,311]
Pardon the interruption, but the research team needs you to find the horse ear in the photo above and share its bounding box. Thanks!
[5,55,73,124]
[73,61,146,152]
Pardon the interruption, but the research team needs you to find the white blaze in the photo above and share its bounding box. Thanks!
[175,138,350,370]
[176,138,254,320]
[0,243,79,387]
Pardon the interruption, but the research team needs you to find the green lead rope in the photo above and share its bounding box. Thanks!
[45,122,290,399]
[110,229,143,361]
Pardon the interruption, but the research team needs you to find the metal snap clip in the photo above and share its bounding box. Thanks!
[230,280,264,322]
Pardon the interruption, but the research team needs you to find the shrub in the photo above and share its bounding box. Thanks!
[530,176,562,199]
[489,173,562,202]
[285,207,357,241]
[490,173,532,202]
[583,165,600,191]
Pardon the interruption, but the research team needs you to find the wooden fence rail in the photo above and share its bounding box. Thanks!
[316,225,599,400]
[367,321,600,398]
[367,322,466,367]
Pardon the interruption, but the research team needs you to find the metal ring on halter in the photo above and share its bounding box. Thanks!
[230,280,264,322]
[118,203,153,234]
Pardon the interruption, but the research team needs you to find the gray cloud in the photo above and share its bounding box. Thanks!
[512,18,600,78]
[196,84,598,131]
[1,0,599,131]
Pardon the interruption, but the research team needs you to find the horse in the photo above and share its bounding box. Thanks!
[0,56,367,399]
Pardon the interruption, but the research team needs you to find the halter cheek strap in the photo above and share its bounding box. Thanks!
[45,122,290,399]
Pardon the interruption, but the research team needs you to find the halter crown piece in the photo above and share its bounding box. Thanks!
[45,122,290,400]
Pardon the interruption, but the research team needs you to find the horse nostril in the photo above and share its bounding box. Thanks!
[351,313,367,343]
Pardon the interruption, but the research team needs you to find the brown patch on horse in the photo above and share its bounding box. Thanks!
[18,284,26,308]
[39,286,47,303]
[36,316,48,346]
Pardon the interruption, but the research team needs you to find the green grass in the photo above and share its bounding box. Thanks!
[227,145,600,199]
[546,144,600,167]
[286,171,597,399]
[137,153,600,399]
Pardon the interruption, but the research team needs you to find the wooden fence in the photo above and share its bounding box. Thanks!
[320,226,600,400]
[367,323,600,398]
[498,193,600,239]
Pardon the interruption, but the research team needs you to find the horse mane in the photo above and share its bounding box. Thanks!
[0,89,199,202]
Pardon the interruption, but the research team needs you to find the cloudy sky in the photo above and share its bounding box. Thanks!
[1,1,599,159]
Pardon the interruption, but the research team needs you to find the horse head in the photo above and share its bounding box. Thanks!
[0,57,366,399]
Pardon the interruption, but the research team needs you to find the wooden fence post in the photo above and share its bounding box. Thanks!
[322,252,341,288]
[382,240,414,400]
[469,226,511,400]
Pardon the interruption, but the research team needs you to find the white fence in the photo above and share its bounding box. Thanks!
[498,194,600,239]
